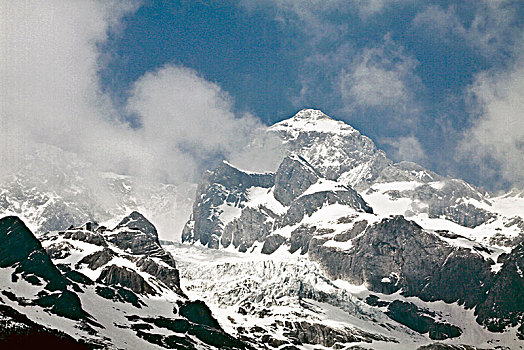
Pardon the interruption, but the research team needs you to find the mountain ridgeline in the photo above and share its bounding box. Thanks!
[0,109,523,349]
[182,109,524,345]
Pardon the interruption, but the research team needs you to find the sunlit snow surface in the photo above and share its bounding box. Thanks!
[165,243,522,349]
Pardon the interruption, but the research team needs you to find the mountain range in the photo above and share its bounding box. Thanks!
[0,109,523,349]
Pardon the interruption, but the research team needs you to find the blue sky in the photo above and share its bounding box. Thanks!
[2,1,524,191]
[99,0,524,190]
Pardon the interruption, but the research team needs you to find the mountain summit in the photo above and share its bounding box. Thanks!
[180,109,524,347]
[1,109,523,349]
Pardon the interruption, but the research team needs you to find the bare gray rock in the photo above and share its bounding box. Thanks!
[261,234,286,255]
[182,161,274,248]
[97,264,157,295]
[273,155,320,206]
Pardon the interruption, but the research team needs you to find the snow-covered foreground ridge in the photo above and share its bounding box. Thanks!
[0,212,249,349]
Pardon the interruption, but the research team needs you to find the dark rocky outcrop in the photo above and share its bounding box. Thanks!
[182,161,274,248]
[126,302,249,349]
[475,240,524,338]
[45,241,75,260]
[0,217,95,323]
[428,203,495,229]
[386,300,462,340]
[0,216,67,291]
[0,304,94,349]
[115,211,159,242]
[282,321,395,347]
[76,248,116,270]
[308,216,497,307]
[106,211,164,256]
[261,234,286,255]
[419,248,493,308]
[97,265,157,295]
[289,225,317,254]
[136,257,183,295]
[333,220,368,242]
[310,216,453,295]
[273,155,320,206]
[95,285,145,308]
[62,229,107,247]
[57,264,93,285]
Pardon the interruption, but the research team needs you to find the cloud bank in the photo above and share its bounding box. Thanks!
[459,54,524,189]
[0,0,262,185]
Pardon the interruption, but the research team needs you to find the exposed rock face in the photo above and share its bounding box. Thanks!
[333,220,368,242]
[428,203,495,228]
[223,207,276,252]
[475,240,524,338]
[386,300,462,340]
[62,229,107,247]
[136,257,182,295]
[115,211,159,243]
[273,155,320,206]
[419,248,493,308]
[97,265,157,296]
[308,216,497,307]
[267,109,391,187]
[289,225,317,254]
[77,248,116,270]
[310,216,453,294]
[261,234,286,255]
[106,211,164,255]
[182,161,274,248]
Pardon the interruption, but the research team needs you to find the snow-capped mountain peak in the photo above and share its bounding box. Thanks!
[270,108,359,137]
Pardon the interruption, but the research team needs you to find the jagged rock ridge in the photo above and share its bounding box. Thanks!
[181,109,524,348]
[0,214,248,349]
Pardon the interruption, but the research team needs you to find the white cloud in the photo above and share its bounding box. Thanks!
[338,36,420,116]
[412,2,523,57]
[382,136,426,163]
[0,0,137,175]
[354,0,406,17]
[0,1,262,185]
[127,65,262,182]
[412,5,466,43]
[459,56,524,188]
